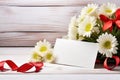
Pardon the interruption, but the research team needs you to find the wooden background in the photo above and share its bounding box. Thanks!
[0,0,119,46]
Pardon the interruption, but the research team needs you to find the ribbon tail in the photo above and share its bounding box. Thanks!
[0,60,18,71]
[0,61,5,71]
[103,21,113,31]
[31,62,43,72]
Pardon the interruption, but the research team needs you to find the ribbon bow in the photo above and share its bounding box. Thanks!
[100,8,120,31]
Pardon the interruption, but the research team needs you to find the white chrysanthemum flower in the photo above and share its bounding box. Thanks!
[68,16,78,40]
[77,15,85,24]
[81,4,98,17]
[30,51,43,62]
[97,33,118,57]
[99,3,117,16]
[78,16,96,37]
[34,39,51,56]
[44,50,55,63]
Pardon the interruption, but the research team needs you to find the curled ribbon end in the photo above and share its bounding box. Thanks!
[104,56,120,70]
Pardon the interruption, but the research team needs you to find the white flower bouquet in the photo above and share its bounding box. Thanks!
[30,3,120,70]
[66,3,120,69]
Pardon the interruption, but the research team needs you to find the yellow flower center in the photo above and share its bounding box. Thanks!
[103,41,112,49]
[105,9,112,13]
[32,52,39,59]
[87,8,93,13]
[46,53,52,60]
[40,46,47,52]
[85,23,92,32]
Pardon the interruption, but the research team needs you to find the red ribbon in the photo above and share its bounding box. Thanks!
[17,62,43,72]
[100,8,120,31]
[0,60,43,73]
[104,56,120,70]
[0,58,119,71]
[0,60,18,71]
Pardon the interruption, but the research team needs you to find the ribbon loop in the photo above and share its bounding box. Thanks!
[0,60,18,71]
[100,14,110,22]
[100,8,120,31]
[115,9,120,20]
[104,56,120,70]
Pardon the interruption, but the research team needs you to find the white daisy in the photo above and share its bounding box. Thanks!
[97,33,118,57]
[30,51,43,62]
[77,15,85,25]
[78,16,96,37]
[34,39,51,56]
[99,3,117,17]
[68,16,78,40]
[81,4,98,17]
[44,50,55,63]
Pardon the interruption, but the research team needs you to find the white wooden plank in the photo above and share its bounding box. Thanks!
[0,74,120,80]
[0,6,82,32]
[0,32,66,46]
[93,0,120,6]
[0,0,91,6]
[0,24,67,32]
[0,0,119,6]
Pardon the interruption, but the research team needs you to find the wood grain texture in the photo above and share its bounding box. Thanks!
[0,0,91,6]
[0,0,120,46]
[0,0,119,6]
[0,6,82,46]
[0,6,82,32]
[0,32,66,46]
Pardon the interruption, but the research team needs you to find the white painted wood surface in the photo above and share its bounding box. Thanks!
[0,47,120,80]
[0,0,119,6]
[0,6,82,32]
[0,32,66,46]
[0,0,120,46]
[0,74,120,80]
[0,0,91,6]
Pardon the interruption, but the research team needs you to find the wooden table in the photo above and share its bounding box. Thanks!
[0,47,120,80]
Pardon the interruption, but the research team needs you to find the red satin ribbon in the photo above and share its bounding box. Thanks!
[0,60,18,71]
[104,56,120,70]
[0,58,119,71]
[100,8,120,31]
[17,62,43,72]
[0,60,43,72]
